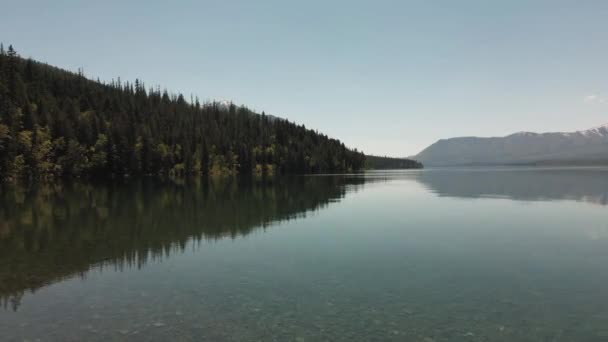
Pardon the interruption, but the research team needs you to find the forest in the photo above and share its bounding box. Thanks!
[0,44,424,181]
[365,155,423,170]
[0,45,374,180]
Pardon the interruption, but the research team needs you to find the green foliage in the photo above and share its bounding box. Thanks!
[0,44,368,180]
[89,134,108,173]
[31,126,55,176]
[8,155,27,179]
[0,124,9,151]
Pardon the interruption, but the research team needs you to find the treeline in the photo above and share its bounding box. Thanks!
[0,44,366,180]
[365,155,423,170]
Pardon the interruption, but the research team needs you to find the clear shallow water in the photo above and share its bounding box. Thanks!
[1,168,608,341]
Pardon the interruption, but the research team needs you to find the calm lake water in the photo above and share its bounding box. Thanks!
[1,168,608,341]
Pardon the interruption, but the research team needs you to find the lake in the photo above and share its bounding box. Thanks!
[1,168,608,341]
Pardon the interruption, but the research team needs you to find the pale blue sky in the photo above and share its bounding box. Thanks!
[1,0,607,156]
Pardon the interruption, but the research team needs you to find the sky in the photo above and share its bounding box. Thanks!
[1,0,607,156]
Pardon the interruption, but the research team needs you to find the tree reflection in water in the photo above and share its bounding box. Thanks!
[0,176,365,310]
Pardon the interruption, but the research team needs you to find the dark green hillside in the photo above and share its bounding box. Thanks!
[366,155,423,170]
[0,44,366,180]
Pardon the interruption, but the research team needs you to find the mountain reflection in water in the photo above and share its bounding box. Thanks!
[368,167,608,205]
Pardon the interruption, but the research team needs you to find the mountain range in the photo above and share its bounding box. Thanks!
[413,124,608,166]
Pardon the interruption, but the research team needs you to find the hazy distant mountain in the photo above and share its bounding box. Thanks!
[413,124,608,166]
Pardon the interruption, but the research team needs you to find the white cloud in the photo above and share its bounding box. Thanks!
[584,95,597,103]
[584,94,606,104]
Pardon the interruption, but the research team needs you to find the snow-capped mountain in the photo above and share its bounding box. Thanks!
[202,99,237,110]
[413,124,608,166]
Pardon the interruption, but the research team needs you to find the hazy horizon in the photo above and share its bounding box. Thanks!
[2,0,607,156]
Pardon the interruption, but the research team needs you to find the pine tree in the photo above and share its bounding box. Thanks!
[6,45,18,102]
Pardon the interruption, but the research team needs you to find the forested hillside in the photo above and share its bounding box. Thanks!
[365,155,423,170]
[0,45,366,180]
